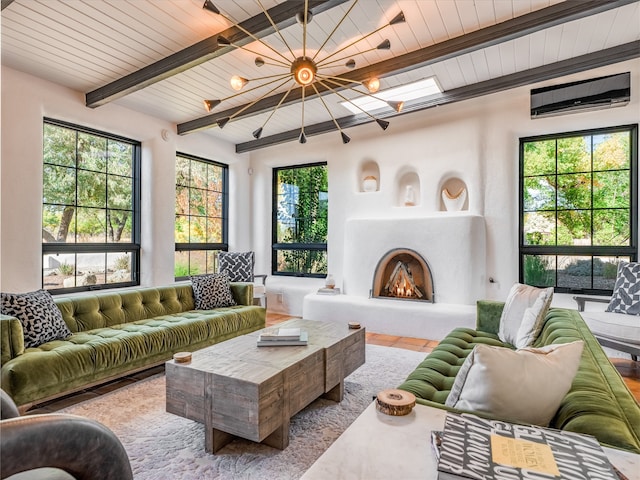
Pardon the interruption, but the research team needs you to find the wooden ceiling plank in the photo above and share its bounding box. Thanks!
[178,0,636,135]
[235,40,640,153]
[85,0,349,108]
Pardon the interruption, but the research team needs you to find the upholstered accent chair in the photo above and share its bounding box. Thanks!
[218,251,267,308]
[0,389,133,480]
[573,261,640,361]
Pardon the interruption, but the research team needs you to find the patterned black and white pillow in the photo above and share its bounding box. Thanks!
[190,273,237,309]
[0,289,72,348]
[218,251,254,282]
[606,262,640,315]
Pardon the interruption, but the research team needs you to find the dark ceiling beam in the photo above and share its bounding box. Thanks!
[85,0,348,108]
[1,0,15,10]
[236,41,640,152]
[178,0,636,135]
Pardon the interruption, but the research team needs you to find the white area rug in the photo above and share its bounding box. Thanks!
[61,344,426,480]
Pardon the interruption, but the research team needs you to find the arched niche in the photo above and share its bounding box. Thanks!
[358,159,380,192]
[439,176,468,212]
[396,170,420,207]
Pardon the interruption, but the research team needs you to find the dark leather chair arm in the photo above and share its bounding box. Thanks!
[1,388,20,419]
[1,414,133,480]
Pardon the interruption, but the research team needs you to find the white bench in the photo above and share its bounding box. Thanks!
[574,296,639,361]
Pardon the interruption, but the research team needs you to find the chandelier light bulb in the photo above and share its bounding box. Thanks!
[230,75,248,91]
[291,57,317,86]
[365,77,380,93]
[297,67,314,85]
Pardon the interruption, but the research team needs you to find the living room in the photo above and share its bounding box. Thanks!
[1,0,640,479]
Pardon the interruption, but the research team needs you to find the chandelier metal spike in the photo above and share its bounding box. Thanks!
[253,83,295,140]
[317,74,404,112]
[205,1,292,64]
[315,40,390,70]
[312,83,351,144]
[316,78,389,130]
[218,76,293,129]
[256,0,296,60]
[203,73,292,112]
[217,36,291,67]
[202,1,406,144]
[311,0,360,63]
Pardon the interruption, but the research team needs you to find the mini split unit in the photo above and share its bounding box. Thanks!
[531,72,630,118]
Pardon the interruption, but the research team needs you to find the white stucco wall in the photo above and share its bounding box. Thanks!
[249,59,640,312]
[1,59,638,305]
[0,67,251,292]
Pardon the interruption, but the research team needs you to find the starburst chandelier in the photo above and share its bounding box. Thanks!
[202,0,406,144]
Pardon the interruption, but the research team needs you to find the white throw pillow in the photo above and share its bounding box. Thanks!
[445,341,583,426]
[498,283,553,345]
[515,290,554,348]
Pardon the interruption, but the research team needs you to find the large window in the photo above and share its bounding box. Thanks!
[42,119,141,293]
[520,124,637,294]
[273,163,328,277]
[175,153,228,278]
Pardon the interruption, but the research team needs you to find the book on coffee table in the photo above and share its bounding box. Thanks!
[258,327,302,341]
[436,412,619,480]
[257,331,308,347]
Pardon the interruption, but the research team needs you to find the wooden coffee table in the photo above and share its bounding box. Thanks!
[165,319,365,453]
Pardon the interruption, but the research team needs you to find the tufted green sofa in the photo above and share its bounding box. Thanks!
[0,283,265,409]
[397,300,640,454]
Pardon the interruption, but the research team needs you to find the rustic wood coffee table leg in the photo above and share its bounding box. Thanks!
[322,380,344,402]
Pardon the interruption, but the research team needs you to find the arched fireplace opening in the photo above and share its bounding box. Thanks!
[371,248,434,302]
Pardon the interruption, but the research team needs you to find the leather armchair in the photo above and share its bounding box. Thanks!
[1,389,133,480]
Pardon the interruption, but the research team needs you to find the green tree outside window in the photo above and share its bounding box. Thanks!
[520,125,637,293]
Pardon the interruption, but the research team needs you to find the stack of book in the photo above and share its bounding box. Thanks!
[317,287,340,295]
[432,412,624,480]
[257,327,308,347]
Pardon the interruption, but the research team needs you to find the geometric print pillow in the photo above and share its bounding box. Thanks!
[190,273,237,309]
[0,289,72,348]
[218,251,254,282]
[606,261,640,315]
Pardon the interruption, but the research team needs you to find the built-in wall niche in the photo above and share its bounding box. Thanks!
[358,159,380,193]
[439,177,468,212]
[396,170,420,207]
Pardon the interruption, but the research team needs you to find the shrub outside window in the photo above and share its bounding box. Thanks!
[519,124,637,294]
[42,119,141,293]
[175,153,228,278]
[273,163,328,277]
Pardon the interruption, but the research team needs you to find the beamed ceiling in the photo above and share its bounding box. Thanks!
[1,0,639,152]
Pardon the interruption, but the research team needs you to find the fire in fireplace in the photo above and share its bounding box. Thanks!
[371,248,434,302]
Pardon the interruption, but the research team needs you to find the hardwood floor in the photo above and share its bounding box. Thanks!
[268,312,640,402]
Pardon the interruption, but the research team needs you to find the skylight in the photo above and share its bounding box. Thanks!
[340,77,442,114]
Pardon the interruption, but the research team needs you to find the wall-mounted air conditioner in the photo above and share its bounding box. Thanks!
[531,72,630,118]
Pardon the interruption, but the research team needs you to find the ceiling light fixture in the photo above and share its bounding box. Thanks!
[202,0,406,144]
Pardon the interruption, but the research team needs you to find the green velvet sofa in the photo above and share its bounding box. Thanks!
[0,283,265,410]
[397,300,640,454]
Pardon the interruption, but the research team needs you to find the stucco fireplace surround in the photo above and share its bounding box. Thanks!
[303,214,486,340]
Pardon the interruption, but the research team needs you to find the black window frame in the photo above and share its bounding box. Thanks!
[272,162,328,278]
[174,152,229,280]
[519,124,638,295]
[42,118,141,294]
